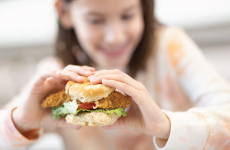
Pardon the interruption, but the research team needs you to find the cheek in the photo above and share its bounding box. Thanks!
[74,22,102,54]
[128,17,144,46]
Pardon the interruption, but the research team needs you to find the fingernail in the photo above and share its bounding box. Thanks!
[88,75,96,79]
[102,79,107,83]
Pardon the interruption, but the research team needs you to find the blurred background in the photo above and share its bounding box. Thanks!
[0,0,230,149]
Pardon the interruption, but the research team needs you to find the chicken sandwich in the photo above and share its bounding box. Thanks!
[41,78,131,126]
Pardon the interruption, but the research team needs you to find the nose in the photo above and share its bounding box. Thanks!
[104,21,125,47]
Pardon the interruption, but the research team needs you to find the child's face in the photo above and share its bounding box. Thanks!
[69,0,144,69]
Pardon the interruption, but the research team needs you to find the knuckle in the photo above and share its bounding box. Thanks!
[97,70,105,75]
[64,65,71,70]
[50,70,57,74]
[67,64,73,68]
[117,74,123,79]
[56,71,63,78]
[47,79,56,85]
[74,65,81,69]
[122,83,129,89]
[114,69,120,73]
[138,82,145,90]
[64,65,80,71]
[139,82,144,87]
[40,70,51,77]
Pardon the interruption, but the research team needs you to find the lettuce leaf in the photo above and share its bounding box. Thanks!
[52,100,127,119]
[52,100,78,119]
[77,108,127,117]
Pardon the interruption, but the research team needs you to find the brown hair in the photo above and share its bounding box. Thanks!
[56,0,159,78]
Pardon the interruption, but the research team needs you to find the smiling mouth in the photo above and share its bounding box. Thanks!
[99,43,129,57]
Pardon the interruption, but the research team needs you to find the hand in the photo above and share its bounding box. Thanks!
[88,69,170,139]
[13,65,95,133]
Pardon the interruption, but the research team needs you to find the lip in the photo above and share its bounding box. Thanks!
[99,42,129,57]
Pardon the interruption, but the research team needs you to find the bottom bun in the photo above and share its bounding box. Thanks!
[65,112,120,126]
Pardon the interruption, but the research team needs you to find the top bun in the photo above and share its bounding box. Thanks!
[65,78,115,103]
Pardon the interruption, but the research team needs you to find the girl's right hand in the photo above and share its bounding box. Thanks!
[12,65,95,133]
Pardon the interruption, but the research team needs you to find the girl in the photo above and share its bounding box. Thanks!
[1,0,230,149]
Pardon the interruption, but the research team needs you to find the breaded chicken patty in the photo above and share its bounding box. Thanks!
[41,90,72,108]
[41,90,131,110]
[94,91,131,109]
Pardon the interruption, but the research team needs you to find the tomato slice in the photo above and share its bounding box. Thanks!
[78,103,96,110]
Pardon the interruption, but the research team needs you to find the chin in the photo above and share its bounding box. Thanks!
[104,56,130,68]
[104,62,128,70]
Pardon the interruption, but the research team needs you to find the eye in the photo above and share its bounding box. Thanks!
[122,13,134,20]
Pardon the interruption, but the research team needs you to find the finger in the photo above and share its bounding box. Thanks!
[45,78,66,91]
[82,66,95,72]
[49,78,69,86]
[56,70,85,83]
[46,77,69,86]
[94,69,120,76]
[41,70,85,85]
[89,69,142,90]
[64,65,94,76]
[89,74,141,90]
[102,117,125,130]
[102,79,139,100]
[46,77,63,85]
[44,70,85,84]
[88,69,119,79]
[34,70,58,86]
[41,113,81,130]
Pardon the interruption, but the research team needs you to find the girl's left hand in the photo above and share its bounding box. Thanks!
[88,69,170,139]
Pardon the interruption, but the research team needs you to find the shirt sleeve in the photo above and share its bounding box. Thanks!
[153,28,230,150]
[0,107,40,150]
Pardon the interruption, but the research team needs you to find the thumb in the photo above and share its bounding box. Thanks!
[102,117,126,130]
[41,113,81,130]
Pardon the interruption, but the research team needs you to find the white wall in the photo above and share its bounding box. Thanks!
[155,0,230,29]
[0,0,57,49]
